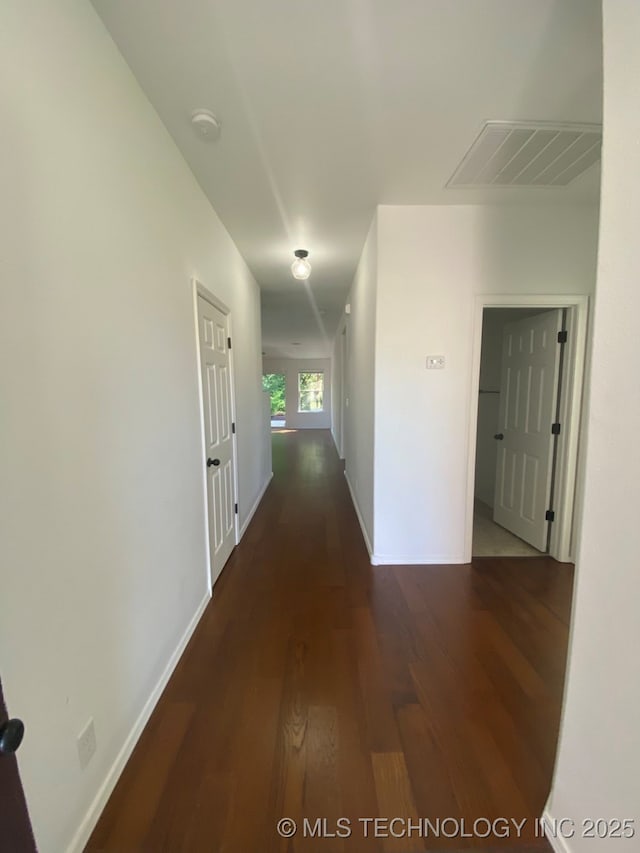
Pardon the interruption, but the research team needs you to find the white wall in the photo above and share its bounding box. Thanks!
[343,214,378,552]
[0,2,266,851]
[546,2,640,846]
[262,358,332,429]
[330,323,344,456]
[372,204,599,563]
[260,391,274,498]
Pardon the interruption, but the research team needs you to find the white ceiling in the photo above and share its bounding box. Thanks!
[91,0,602,358]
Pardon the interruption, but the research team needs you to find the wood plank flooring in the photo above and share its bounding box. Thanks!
[87,429,573,852]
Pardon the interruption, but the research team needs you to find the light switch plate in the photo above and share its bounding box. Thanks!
[426,355,445,369]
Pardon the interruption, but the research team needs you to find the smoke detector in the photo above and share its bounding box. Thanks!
[191,110,222,141]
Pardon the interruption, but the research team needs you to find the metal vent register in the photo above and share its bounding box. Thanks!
[447,121,602,188]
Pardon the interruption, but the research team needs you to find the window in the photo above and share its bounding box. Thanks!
[298,371,324,412]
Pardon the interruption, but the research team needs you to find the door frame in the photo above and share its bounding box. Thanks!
[465,293,590,563]
[192,279,240,594]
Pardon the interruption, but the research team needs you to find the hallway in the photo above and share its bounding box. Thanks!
[87,430,572,852]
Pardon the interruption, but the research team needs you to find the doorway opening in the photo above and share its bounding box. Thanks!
[473,308,562,556]
[466,294,589,563]
[262,372,286,428]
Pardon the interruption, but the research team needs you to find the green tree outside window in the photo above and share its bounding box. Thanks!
[298,372,324,412]
[262,373,286,416]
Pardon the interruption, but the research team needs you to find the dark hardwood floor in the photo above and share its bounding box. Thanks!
[87,429,573,852]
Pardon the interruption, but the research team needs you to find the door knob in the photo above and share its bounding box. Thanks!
[494,433,504,440]
[0,718,25,756]
[207,458,220,467]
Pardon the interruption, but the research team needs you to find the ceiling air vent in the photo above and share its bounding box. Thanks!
[447,121,602,188]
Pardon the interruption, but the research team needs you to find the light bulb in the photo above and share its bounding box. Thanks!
[291,257,311,280]
[291,249,311,280]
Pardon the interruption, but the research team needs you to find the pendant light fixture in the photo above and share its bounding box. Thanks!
[291,249,311,280]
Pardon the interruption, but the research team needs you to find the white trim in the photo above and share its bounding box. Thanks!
[371,553,467,566]
[194,279,231,315]
[541,809,573,853]
[239,473,273,539]
[66,593,211,853]
[344,470,373,557]
[226,309,241,547]
[465,294,589,564]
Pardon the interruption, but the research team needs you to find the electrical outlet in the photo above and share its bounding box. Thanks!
[77,718,96,770]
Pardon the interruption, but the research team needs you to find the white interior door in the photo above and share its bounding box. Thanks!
[197,295,236,586]
[493,309,563,551]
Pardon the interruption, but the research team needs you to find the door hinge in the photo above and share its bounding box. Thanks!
[557,330,568,344]
[232,422,236,434]
[546,509,555,522]
[551,422,561,435]
[227,336,232,349]
[234,503,238,515]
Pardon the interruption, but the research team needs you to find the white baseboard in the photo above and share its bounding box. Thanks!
[541,809,573,853]
[239,472,272,539]
[371,553,467,565]
[66,592,211,853]
[344,471,373,557]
